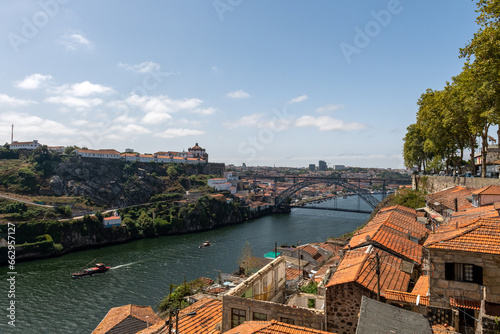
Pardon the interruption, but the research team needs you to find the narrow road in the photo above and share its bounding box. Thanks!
[0,193,55,208]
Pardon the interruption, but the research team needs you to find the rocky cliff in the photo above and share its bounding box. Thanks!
[48,156,189,207]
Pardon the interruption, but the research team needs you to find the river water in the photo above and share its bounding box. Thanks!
[1,195,379,333]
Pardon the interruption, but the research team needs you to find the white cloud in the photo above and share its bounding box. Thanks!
[154,128,205,139]
[295,115,365,131]
[107,124,151,137]
[224,113,264,129]
[72,119,89,126]
[45,96,103,108]
[192,107,216,115]
[51,81,115,97]
[1,111,75,138]
[224,113,293,131]
[211,66,221,73]
[316,104,343,113]
[15,74,52,90]
[227,90,251,99]
[118,61,160,74]
[60,33,92,51]
[288,95,308,104]
[0,94,36,107]
[124,94,204,124]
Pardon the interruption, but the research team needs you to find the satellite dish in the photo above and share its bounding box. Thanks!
[365,235,371,242]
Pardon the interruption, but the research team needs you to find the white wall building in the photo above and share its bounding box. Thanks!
[10,140,41,150]
[74,149,121,159]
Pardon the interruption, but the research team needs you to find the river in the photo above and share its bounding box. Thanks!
[0,195,379,333]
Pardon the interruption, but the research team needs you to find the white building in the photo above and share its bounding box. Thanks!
[48,146,66,154]
[103,216,122,227]
[74,149,121,159]
[10,140,41,150]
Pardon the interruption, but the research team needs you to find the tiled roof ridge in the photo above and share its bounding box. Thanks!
[427,218,483,246]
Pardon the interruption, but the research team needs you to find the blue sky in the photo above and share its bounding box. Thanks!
[0,1,479,168]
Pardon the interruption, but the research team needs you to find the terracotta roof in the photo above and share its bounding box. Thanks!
[298,245,324,263]
[379,205,417,216]
[224,320,332,334]
[449,297,481,310]
[172,297,222,334]
[76,148,121,155]
[104,216,121,221]
[424,217,500,255]
[385,275,429,306]
[471,185,500,195]
[426,186,474,211]
[286,267,302,281]
[10,141,40,145]
[447,205,498,228]
[346,206,426,264]
[325,246,411,295]
[313,256,339,283]
[92,305,162,334]
[431,324,459,334]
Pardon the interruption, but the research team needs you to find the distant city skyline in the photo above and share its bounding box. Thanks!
[0,1,481,168]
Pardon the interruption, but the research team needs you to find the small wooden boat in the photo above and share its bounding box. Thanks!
[72,262,110,278]
[199,241,211,248]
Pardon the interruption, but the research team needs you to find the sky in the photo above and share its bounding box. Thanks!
[0,1,481,169]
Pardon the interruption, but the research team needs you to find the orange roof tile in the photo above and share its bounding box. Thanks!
[426,186,474,211]
[298,245,324,262]
[471,185,500,195]
[76,148,121,155]
[326,246,410,295]
[225,319,332,334]
[92,305,162,334]
[385,275,429,306]
[174,297,222,334]
[379,205,418,216]
[424,217,500,255]
[286,268,302,281]
[346,207,426,264]
[449,297,481,310]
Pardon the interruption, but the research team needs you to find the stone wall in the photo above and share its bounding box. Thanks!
[413,175,500,193]
[325,282,376,334]
[221,295,325,332]
[430,249,500,307]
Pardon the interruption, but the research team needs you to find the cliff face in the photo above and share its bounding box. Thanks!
[48,157,170,207]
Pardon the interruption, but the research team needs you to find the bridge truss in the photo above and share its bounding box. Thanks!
[274,177,387,210]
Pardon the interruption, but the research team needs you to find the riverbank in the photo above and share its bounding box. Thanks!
[0,200,370,334]
[0,199,290,265]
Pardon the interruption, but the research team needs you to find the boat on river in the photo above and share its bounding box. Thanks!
[72,262,110,278]
[199,241,211,248]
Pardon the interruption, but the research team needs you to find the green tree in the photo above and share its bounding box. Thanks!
[403,124,426,172]
[460,1,500,177]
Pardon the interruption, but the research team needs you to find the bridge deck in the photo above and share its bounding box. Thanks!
[288,205,372,214]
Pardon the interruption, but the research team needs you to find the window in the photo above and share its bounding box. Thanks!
[445,263,482,284]
[231,308,246,329]
[280,317,294,325]
[253,312,267,321]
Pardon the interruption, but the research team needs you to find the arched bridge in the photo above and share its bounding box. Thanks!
[275,177,382,210]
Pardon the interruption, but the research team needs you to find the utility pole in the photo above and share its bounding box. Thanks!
[168,284,173,333]
[297,241,301,281]
[11,124,14,144]
[375,253,381,301]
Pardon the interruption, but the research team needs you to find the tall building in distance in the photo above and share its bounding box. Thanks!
[309,164,316,172]
[318,160,327,171]
[333,165,346,170]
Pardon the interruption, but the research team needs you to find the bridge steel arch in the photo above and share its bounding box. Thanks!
[275,178,381,210]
